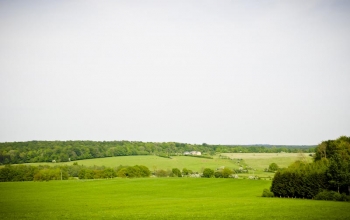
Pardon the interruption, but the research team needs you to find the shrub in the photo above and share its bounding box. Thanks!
[155,169,168,177]
[340,193,350,201]
[214,171,223,178]
[268,163,279,172]
[182,168,193,176]
[116,165,151,178]
[262,189,274,197]
[314,190,349,201]
[202,168,214,178]
[171,168,182,177]
[222,167,233,178]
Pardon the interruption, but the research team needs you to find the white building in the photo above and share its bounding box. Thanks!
[184,151,201,156]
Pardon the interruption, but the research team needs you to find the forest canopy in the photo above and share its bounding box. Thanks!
[271,136,350,198]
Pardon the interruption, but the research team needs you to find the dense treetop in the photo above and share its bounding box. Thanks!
[271,136,350,198]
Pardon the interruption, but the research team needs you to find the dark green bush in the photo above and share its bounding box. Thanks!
[202,168,214,178]
[340,193,350,201]
[214,171,223,178]
[314,190,349,201]
[155,169,168,177]
[171,168,182,177]
[262,189,274,197]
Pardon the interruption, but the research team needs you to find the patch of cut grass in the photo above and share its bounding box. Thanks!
[0,178,349,219]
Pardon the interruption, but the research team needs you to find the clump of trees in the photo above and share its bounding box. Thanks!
[151,168,195,177]
[182,168,193,176]
[0,165,39,181]
[116,165,151,178]
[202,167,234,178]
[171,168,182,177]
[202,168,215,178]
[271,136,350,200]
[268,163,279,172]
[314,190,350,201]
[0,163,152,181]
[214,167,233,178]
[154,169,169,177]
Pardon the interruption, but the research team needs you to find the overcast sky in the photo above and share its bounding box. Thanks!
[0,0,349,145]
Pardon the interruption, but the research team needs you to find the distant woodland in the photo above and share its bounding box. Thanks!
[0,140,314,164]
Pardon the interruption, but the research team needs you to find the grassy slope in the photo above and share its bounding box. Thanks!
[0,153,313,181]
[24,155,241,172]
[222,153,312,168]
[222,153,312,176]
[20,153,311,173]
[0,178,349,220]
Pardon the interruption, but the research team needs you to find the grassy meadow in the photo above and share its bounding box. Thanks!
[221,153,312,167]
[1,153,349,219]
[20,153,312,175]
[62,155,230,171]
[221,153,313,176]
[1,178,349,219]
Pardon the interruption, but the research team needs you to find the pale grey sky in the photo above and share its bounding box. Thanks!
[0,0,349,145]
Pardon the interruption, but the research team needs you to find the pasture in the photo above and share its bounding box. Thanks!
[23,155,241,173]
[221,153,312,167]
[15,153,312,179]
[0,178,349,219]
[221,153,312,176]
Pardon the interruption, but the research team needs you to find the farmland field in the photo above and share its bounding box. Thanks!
[221,153,312,167]
[25,155,240,171]
[221,153,313,176]
[20,153,311,173]
[0,178,349,219]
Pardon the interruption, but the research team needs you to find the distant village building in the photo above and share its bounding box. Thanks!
[183,151,202,156]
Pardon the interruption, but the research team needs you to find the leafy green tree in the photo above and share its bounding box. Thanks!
[326,154,350,193]
[222,167,233,178]
[182,168,189,175]
[172,168,182,177]
[202,168,214,178]
[271,151,342,199]
[214,171,223,178]
[268,163,279,172]
[78,169,86,179]
[135,165,151,177]
[84,169,94,179]
[155,169,168,177]
[117,168,128,178]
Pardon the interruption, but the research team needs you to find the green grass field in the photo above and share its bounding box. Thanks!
[0,178,349,219]
[221,153,312,168]
[24,155,240,172]
[221,153,312,176]
[20,153,311,175]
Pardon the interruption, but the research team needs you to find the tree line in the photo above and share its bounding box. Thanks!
[0,140,314,164]
[0,163,152,181]
[0,163,242,181]
[0,163,260,182]
[271,136,350,200]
